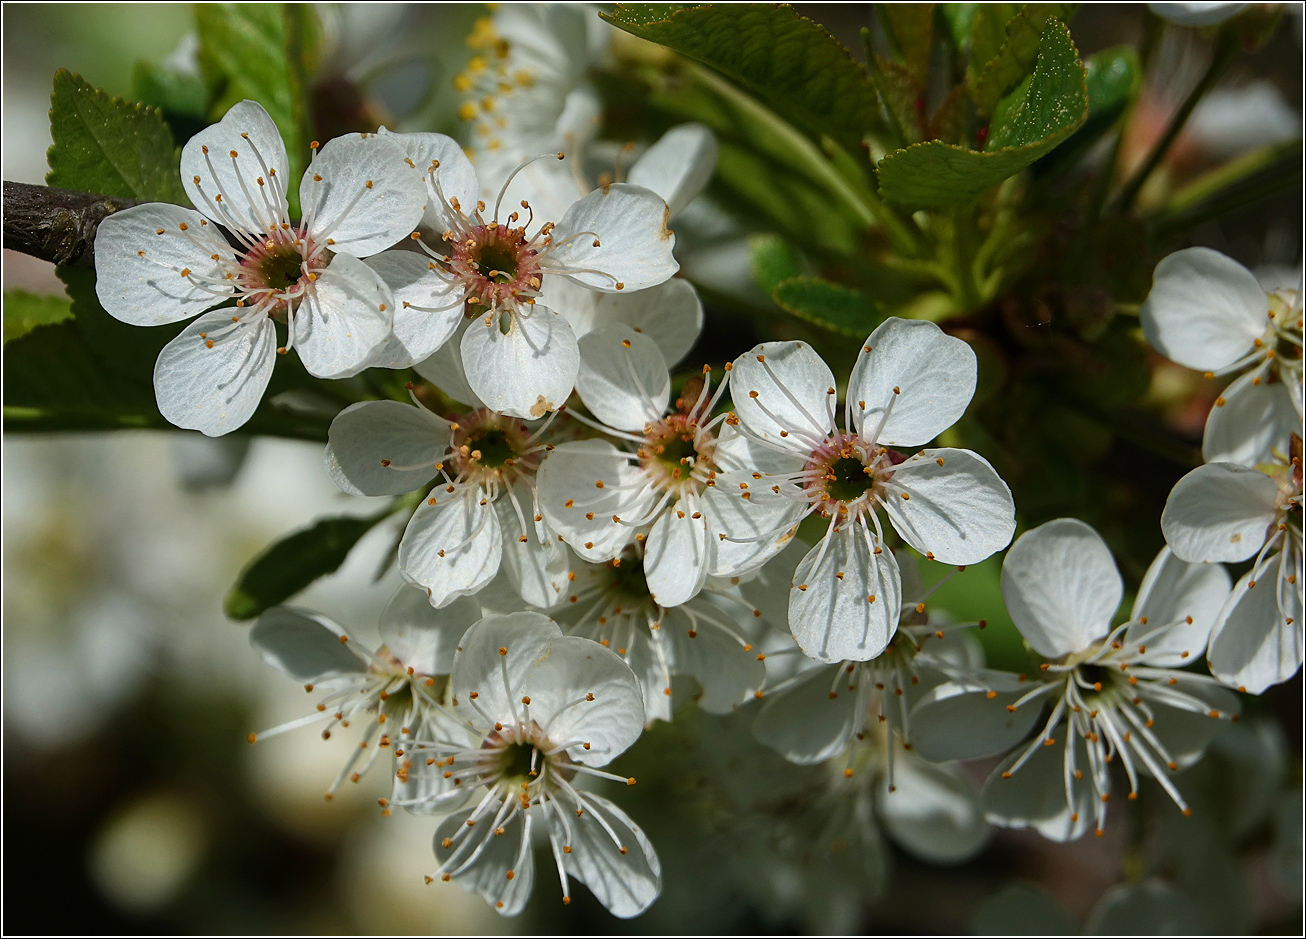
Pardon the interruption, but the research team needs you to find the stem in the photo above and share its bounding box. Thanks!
[1111,31,1238,214]
[2,181,140,267]
[1150,138,1304,239]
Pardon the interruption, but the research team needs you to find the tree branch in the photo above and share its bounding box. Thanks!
[2,180,139,268]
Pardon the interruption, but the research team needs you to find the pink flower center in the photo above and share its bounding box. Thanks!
[449,223,542,313]
[235,225,328,315]
[802,432,904,517]
[638,413,717,495]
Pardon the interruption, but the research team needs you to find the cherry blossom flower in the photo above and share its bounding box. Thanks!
[709,318,1016,664]
[364,129,678,418]
[1161,436,1304,693]
[1141,247,1303,465]
[911,519,1238,841]
[324,394,566,609]
[94,100,426,435]
[399,612,659,917]
[245,592,478,802]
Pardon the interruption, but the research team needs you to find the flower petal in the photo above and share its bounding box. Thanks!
[181,99,289,234]
[982,735,1094,842]
[575,325,670,431]
[413,324,485,408]
[1202,367,1301,466]
[1085,881,1206,934]
[293,253,394,379]
[1000,518,1121,658]
[301,132,425,257]
[433,805,534,916]
[909,676,1045,762]
[789,525,901,663]
[365,250,463,368]
[461,303,578,419]
[753,663,863,764]
[249,607,366,680]
[661,598,765,714]
[1136,676,1241,769]
[730,340,837,444]
[378,586,480,677]
[376,128,479,233]
[1126,547,1231,666]
[850,318,977,448]
[1141,247,1267,371]
[1207,557,1304,694]
[562,792,662,918]
[450,611,561,724]
[154,308,276,436]
[626,123,717,217]
[94,204,234,325]
[877,752,988,863]
[545,275,703,369]
[702,471,807,577]
[538,441,650,561]
[495,486,569,608]
[880,448,1016,565]
[1161,462,1278,563]
[548,183,678,292]
[399,488,503,607]
[325,399,451,496]
[644,495,710,608]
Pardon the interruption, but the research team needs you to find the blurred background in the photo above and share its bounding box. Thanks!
[2,3,1302,933]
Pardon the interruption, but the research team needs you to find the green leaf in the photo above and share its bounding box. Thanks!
[224,508,396,620]
[3,290,73,345]
[748,234,802,295]
[602,3,884,154]
[45,69,187,203]
[876,20,1087,208]
[133,60,210,120]
[969,3,1078,117]
[940,3,982,51]
[772,277,882,337]
[880,3,936,84]
[1033,45,1139,176]
[966,2,1019,81]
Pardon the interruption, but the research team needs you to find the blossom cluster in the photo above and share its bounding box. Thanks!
[89,8,1302,920]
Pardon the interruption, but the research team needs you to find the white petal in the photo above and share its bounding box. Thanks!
[1202,367,1301,466]
[562,792,662,918]
[644,496,709,607]
[546,275,703,368]
[1137,676,1241,769]
[249,607,365,680]
[575,325,669,431]
[398,488,503,607]
[94,204,234,325]
[292,253,394,379]
[378,586,480,676]
[1141,247,1267,371]
[548,183,678,292]
[982,736,1094,842]
[1127,547,1231,666]
[753,663,862,763]
[877,752,988,863]
[909,676,1046,762]
[1148,3,1249,28]
[365,250,462,368]
[181,100,289,235]
[702,472,807,577]
[413,324,484,408]
[433,806,534,916]
[850,318,977,447]
[376,128,479,233]
[627,124,717,217]
[1085,880,1207,934]
[324,399,451,496]
[495,487,569,608]
[1161,462,1278,563]
[880,448,1016,565]
[301,132,425,257]
[460,303,578,419]
[661,598,765,714]
[789,525,900,663]
[1207,557,1304,693]
[729,340,836,444]
[537,441,649,561]
[154,308,276,436]
[1000,518,1121,658]
[450,611,561,723]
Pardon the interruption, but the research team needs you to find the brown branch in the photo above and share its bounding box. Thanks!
[2,181,140,268]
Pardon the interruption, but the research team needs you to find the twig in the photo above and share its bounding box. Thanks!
[2,180,139,267]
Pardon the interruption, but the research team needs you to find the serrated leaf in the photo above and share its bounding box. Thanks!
[3,290,73,345]
[748,234,801,295]
[772,276,881,337]
[966,2,1019,79]
[1034,45,1139,177]
[881,3,936,84]
[134,61,209,119]
[603,3,883,154]
[877,20,1086,208]
[224,509,396,620]
[45,69,187,204]
[871,55,923,144]
[970,3,1078,117]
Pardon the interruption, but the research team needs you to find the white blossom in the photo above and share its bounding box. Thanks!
[711,318,1016,664]
[911,519,1239,841]
[1161,437,1304,693]
[1148,2,1249,26]
[1141,247,1303,465]
[94,100,426,435]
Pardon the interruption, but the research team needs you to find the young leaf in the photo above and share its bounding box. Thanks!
[966,2,1020,79]
[46,69,188,204]
[969,3,1078,117]
[772,276,882,337]
[224,508,397,620]
[876,20,1087,208]
[3,290,73,345]
[1033,45,1139,176]
[602,3,884,154]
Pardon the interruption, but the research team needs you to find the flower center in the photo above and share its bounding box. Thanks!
[639,413,717,495]
[451,409,539,486]
[450,223,541,312]
[607,555,652,606]
[236,226,327,314]
[803,432,902,517]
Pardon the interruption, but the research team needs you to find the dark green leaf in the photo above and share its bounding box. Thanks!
[869,54,923,144]
[1033,45,1139,176]
[46,69,187,203]
[940,3,982,51]
[970,3,1078,116]
[880,3,936,84]
[966,2,1019,82]
[748,234,801,295]
[224,508,396,620]
[133,60,210,120]
[877,20,1087,207]
[3,290,73,345]
[772,276,881,337]
[602,3,884,154]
